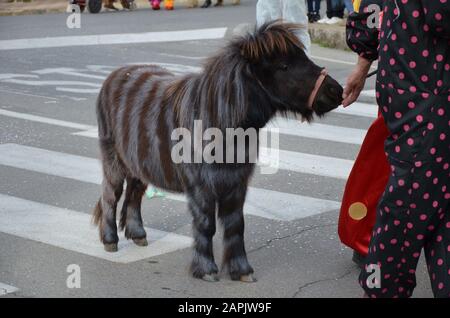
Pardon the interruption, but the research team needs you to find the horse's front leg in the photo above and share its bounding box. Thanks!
[187,188,219,282]
[218,185,255,282]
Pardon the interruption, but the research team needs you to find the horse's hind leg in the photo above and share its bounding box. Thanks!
[93,140,126,252]
[119,177,148,247]
[218,185,255,282]
[187,188,218,282]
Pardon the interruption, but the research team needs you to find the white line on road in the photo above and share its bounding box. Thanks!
[0,88,59,100]
[0,194,192,263]
[333,103,378,118]
[0,28,228,51]
[33,68,106,80]
[310,54,378,70]
[0,282,19,296]
[260,147,353,180]
[0,109,96,131]
[0,79,102,88]
[266,118,366,145]
[56,87,100,94]
[0,144,342,221]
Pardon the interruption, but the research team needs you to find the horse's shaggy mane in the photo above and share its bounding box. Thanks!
[170,21,305,130]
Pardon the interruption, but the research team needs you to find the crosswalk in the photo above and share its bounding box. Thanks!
[0,282,19,296]
[0,60,378,269]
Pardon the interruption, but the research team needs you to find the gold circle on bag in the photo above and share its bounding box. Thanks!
[348,202,368,220]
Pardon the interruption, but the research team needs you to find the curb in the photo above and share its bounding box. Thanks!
[308,23,348,51]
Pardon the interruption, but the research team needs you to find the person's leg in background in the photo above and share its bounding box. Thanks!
[344,0,354,14]
[318,0,332,23]
[326,0,344,23]
[307,0,321,22]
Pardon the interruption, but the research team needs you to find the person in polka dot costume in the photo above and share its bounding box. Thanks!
[344,0,449,298]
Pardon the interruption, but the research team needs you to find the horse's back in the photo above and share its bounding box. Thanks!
[97,64,182,191]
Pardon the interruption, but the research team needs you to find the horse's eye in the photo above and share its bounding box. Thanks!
[279,63,289,71]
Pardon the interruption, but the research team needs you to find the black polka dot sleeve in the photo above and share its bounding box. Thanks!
[346,0,383,62]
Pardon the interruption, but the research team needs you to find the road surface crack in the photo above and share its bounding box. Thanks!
[248,223,337,254]
[291,267,355,298]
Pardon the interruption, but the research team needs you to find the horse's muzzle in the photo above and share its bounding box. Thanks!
[311,74,344,115]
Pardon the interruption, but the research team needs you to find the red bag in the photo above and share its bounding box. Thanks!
[338,114,390,256]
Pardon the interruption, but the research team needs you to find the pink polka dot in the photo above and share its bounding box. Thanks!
[409,61,416,68]
[417,234,424,240]
[390,58,396,65]
[395,111,402,118]
[436,54,444,62]
[416,115,423,123]
[408,101,415,109]
[421,75,428,82]
[410,36,418,44]
[399,48,405,55]
[422,50,429,57]
[437,259,444,266]
[412,10,419,18]
[438,283,444,290]
[410,86,417,93]
[440,133,446,140]
[437,108,444,116]
[435,13,442,20]
[407,138,414,146]
[420,214,428,221]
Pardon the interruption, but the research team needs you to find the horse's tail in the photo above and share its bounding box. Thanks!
[92,198,103,226]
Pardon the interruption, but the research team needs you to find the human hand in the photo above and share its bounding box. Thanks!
[342,57,372,107]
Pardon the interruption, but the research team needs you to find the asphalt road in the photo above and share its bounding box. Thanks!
[0,0,433,297]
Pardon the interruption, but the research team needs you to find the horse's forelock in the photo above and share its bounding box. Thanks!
[238,21,305,62]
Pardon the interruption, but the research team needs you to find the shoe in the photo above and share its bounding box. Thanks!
[317,17,331,24]
[326,17,344,24]
[313,13,321,22]
[151,0,161,10]
[352,250,366,269]
[308,13,315,23]
[165,0,174,10]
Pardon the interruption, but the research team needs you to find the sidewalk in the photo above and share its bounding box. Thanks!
[0,0,194,16]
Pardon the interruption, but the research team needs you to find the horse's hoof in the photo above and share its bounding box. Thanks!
[104,243,118,252]
[240,274,257,283]
[202,273,220,282]
[133,238,148,247]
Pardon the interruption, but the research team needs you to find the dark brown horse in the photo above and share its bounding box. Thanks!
[93,21,343,282]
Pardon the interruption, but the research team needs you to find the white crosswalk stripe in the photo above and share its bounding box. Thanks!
[0,194,192,263]
[0,283,19,296]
